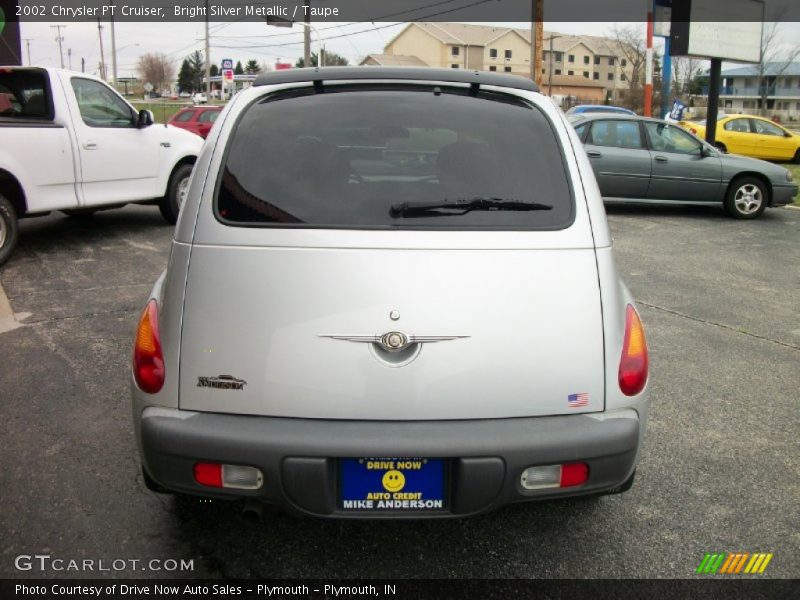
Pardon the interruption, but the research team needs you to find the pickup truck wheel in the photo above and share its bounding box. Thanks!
[160,164,193,224]
[0,194,20,267]
[724,176,767,219]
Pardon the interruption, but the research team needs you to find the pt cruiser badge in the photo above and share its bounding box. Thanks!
[318,332,469,353]
[197,375,247,390]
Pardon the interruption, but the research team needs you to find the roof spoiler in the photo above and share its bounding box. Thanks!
[252,66,540,93]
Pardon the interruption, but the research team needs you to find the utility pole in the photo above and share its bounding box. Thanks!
[205,0,211,95]
[81,57,85,73]
[23,39,32,65]
[67,48,72,70]
[50,25,66,69]
[529,0,543,84]
[110,0,118,86]
[644,5,654,116]
[303,0,311,67]
[97,20,106,80]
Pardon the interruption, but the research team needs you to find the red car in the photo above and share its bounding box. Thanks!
[168,106,223,139]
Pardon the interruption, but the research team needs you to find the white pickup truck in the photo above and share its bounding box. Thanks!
[0,67,203,265]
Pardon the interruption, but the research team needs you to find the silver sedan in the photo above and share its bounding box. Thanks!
[568,113,797,218]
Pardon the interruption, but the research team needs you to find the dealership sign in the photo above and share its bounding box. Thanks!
[670,0,764,63]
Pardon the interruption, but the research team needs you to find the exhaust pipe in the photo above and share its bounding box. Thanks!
[241,499,264,521]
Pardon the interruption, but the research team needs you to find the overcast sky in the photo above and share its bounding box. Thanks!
[17,20,800,78]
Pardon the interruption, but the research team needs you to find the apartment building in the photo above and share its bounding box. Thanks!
[377,23,635,102]
[715,64,800,121]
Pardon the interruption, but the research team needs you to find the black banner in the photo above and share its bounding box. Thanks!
[9,0,800,23]
[2,579,800,600]
[1,0,22,64]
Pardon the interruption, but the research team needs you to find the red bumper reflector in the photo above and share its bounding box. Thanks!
[560,463,590,487]
[194,462,223,488]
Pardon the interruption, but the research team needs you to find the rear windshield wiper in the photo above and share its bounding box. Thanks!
[390,197,553,218]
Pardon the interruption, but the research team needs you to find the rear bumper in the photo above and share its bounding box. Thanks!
[772,184,797,207]
[138,407,642,518]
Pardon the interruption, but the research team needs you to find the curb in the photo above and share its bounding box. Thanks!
[784,205,800,211]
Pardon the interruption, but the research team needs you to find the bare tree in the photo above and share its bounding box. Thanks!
[136,52,176,93]
[672,56,704,97]
[609,26,647,111]
[756,17,800,116]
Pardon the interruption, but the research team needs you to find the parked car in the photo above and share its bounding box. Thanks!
[568,113,796,218]
[132,67,651,518]
[0,67,203,265]
[678,114,800,162]
[179,92,192,98]
[192,92,208,104]
[168,106,223,139]
[566,104,636,116]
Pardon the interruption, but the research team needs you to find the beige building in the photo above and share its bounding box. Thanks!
[380,23,636,103]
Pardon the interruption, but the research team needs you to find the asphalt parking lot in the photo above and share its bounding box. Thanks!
[0,203,798,579]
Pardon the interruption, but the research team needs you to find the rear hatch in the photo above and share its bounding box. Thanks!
[179,84,604,420]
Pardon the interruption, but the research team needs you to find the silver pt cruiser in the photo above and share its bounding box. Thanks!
[131,67,651,518]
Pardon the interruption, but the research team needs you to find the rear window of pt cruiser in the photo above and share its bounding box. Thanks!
[215,86,575,230]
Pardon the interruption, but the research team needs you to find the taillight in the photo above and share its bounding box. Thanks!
[133,299,165,393]
[619,304,648,396]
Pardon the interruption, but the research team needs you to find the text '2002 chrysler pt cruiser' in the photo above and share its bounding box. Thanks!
[131,67,650,518]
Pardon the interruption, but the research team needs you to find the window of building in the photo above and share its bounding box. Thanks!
[583,56,590,65]
[594,56,600,65]
[583,71,589,78]
[796,102,800,110]
[742,100,755,109]
[608,73,614,81]
[593,72,600,80]
[451,46,460,57]
[621,73,627,81]
[555,69,562,75]
[621,59,627,67]
[504,50,512,59]
[555,52,563,62]
[504,66,512,72]
[489,65,497,71]
[489,48,497,59]
[568,54,576,63]
[568,70,574,76]
[609,57,615,66]
[451,64,459,69]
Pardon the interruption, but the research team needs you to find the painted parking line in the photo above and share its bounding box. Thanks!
[0,279,22,334]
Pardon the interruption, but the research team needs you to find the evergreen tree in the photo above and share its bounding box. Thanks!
[245,59,261,75]
[234,61,244,75]
[177,59,193,93]
[188,50,205,91]
[210,64,219,78]
[296,51,349,68]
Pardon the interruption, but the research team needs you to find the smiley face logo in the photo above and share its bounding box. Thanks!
[382,470,405,492]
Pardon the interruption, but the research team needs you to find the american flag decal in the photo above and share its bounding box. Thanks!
[568,393,589,407]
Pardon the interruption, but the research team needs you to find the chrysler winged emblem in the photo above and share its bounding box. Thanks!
[318,332,469,353]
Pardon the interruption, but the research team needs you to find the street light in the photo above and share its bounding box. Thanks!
[545,35,563,97]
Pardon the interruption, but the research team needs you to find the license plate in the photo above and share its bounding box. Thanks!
[339,457,446,512]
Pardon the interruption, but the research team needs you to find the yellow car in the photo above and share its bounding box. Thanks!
[679,114,800,162]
